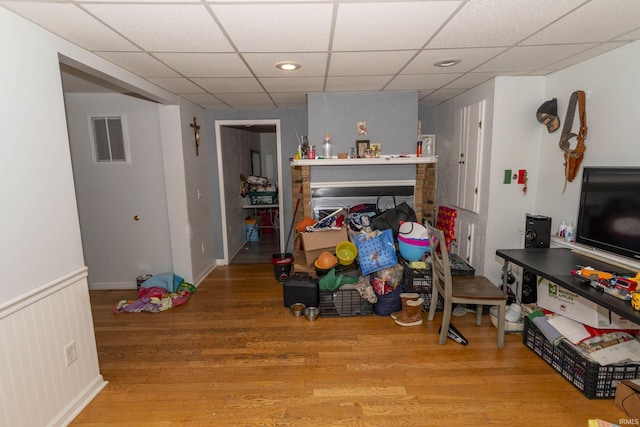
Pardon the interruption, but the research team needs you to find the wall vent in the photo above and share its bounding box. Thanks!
[90,115,128,163]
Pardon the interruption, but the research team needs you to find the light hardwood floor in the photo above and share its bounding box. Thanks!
[73,264,629,426]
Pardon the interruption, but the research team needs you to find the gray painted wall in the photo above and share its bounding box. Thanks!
[307,91,419,157]
[66,93,173,287]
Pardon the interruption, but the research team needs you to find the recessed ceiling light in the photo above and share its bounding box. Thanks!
[275,61,301,71]
[434,58,462,68]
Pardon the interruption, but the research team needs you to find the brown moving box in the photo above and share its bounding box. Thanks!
[615,379,640,418]
[300,228,349,265]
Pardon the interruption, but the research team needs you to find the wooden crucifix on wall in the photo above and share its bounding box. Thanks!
[190,117,201,156]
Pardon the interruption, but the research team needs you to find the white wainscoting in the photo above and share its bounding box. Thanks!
[0,267,106,426]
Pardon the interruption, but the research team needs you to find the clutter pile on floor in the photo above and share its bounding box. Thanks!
[113,273,196,313]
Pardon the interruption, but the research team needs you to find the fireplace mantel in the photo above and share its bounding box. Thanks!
[290,155,437,167]
[290,156,437,229]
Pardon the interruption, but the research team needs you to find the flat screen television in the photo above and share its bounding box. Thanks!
[576,167,640,262]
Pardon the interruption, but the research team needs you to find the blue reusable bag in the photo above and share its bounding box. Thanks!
[354,229,397,275]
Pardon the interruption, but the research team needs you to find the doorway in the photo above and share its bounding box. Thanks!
[215,119,284,264]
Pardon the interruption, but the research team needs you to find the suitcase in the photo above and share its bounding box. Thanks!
[283,273,319,308]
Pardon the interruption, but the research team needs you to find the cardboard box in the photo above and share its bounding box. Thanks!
[616,379,640,419]
[300,228,349,265]
[537,279,640,329]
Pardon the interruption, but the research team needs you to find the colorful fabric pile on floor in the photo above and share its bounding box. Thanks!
[113,273,196,313]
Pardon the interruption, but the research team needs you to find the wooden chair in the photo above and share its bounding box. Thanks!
[425,224,507,348]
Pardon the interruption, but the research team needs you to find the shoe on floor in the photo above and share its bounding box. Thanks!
[452,304,466,317]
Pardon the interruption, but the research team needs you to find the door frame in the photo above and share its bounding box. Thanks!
[215,119,284,264]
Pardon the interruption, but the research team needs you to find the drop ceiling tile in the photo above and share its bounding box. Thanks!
[523,0,640,45]
[270,92,308,105]
[243,53,328,77]
[547,42,630,71]
[205,104,233,110]
[616,28,640,41]
[146,77,205,94]
[82,3,233,52]
[179,93,226,106]
[211,3,333,52]
[475,44,598,73]
[95,52,180,78]
[428,0,585,48]
[0,1,137,51]
[402,48,507,74]
[386,73,462,91]
[214,92,273,106]
[152,53,252,78]
[325,76,392,92]
[191,77,263,93]
[259,77,324,93]
[82,0,195,2]
[418,89,435,99]
[441,72,505,90]
[332,1,461,51]
[329,51,417,76]
[423,88,467,101]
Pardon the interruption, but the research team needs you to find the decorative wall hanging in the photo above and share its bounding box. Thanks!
[190,117,201,156]
[559,91,587,192]
[357,121,367,135]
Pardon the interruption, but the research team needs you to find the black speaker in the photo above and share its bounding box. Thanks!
[521,269,538,304]
[521,214,550,304]
[524,214,551,249]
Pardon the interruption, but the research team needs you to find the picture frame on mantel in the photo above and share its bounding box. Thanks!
[420,134,436,156]
[356,140,370,158]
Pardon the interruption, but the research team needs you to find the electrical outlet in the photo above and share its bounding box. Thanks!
[201,243,206,254]
[64,341,77,366]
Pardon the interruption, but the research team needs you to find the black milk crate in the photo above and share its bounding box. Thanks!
[319,288,373,317]
[400,255,475,312]
[401,261,442,311]
[523,316,640,399]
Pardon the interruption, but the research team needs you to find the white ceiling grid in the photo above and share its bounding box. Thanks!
[2,0,640,109]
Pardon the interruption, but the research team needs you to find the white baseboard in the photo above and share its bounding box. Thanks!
[194,262,217,286]
[51,375,107,427]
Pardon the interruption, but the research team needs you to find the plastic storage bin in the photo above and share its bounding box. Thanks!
[523,316,640,399]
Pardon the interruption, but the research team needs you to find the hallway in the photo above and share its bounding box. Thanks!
[231,229,280,264]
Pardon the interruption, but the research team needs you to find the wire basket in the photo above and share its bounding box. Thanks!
[319,288,373,317]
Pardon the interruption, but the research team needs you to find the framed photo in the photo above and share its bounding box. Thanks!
[420,134,436,156]
[357,121,367,135]
[356,140,370,158]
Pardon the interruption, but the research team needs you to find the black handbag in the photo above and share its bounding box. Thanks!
[370,194,417,236]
